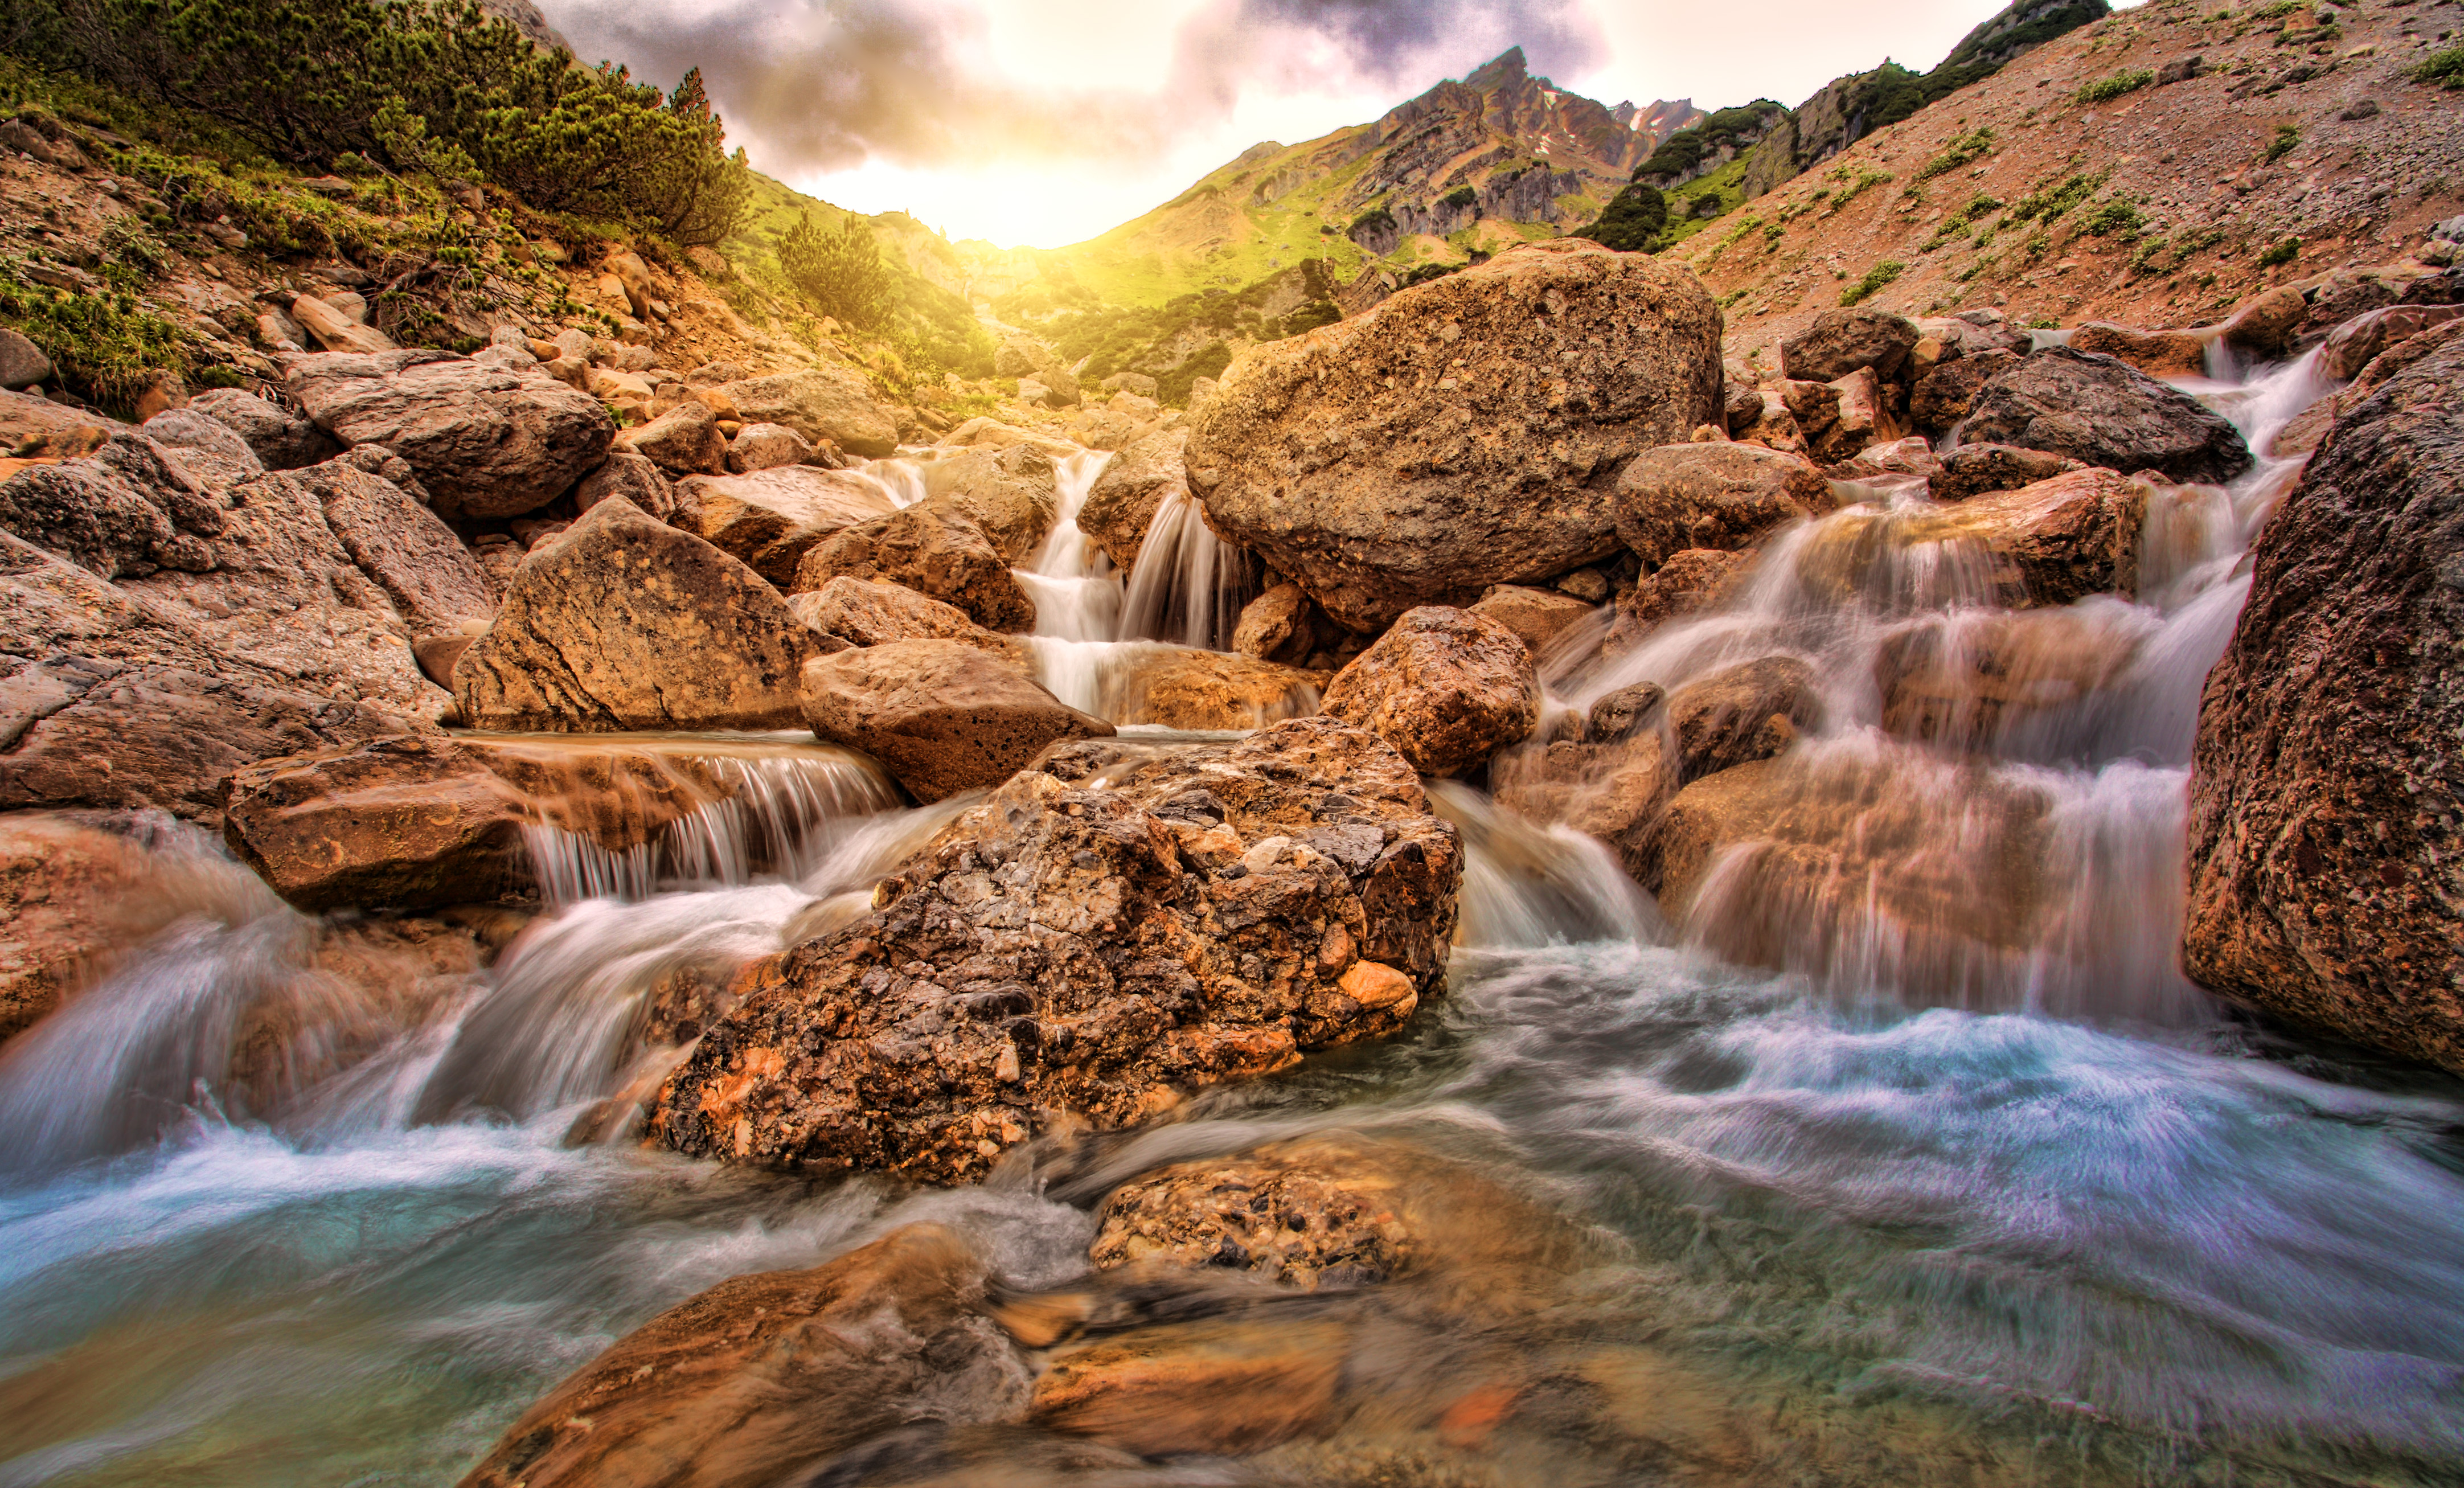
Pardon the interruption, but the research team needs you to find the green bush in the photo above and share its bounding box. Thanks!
[2078,199,2146,238]
[0,259,193,412]
[1156,340,1231,407]
[2264,124,2301,163]
[1839,260,1904,307]
[2007,170,2104,225]
[2413,45,2464,89]
[778,213,896,330]
[1346,206,1396,246]
[1577,183,1667,252]
[2258,236,2301,267]
[1914,126,1995,182]
[1440,186,1477,212]
[2075,69,2155,104]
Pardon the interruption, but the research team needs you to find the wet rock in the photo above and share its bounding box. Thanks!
[652,718,1461,1182]
[1078,424,1184,572]
[0,813,169,1043]
[719,367,899,458]
[1780,306,1921,384]
[1602,548,1748,657]
[454,498,817,732]
[284,350,615,519]
[1930,443,2089,503]
[2216,285,2308,359]
[1232,582,1326,666]
[1105,649,1325,730]
[1469,584,1596,658]
[1961,347,2250,485]
[2069,323,2209,379]
[1811,365,1902,463]
[1186,240,1722,632]
[1612,442,1833,571]
[800,639,1113,803]
[2317,304,2464,382]
[1666,656,1825,781]
[615,396,727,477]
[796,499,1036,634]
[1876,609,2141,753]
[1824,434,1940,486]
[1908,347,2019,437]
[139,408,265,489]
[457,1225,1023,1488]
[678,465,896,589]
[788,576,1031,668]
[573,449,680,524]
[1321,606,1539,777]
[724,421,813,474]
[222,734,725,913]
[2183,335,2464,1073]
[1029,1315,1350,1460]
[1805,468,2146,608]
[921,443,1060,564]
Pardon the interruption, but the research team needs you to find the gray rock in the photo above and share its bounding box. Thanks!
[0,329,51,392]
[285,350,614,518]
[138,408,265,489]
[187,388,343,472]
[1961,346,2252,485]
[720,367,899,458]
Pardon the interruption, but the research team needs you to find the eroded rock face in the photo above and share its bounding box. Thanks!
[1780,306,1920,384]
[786,576,1031,667]
[284,350,614,518]
[1320,606,1539,778]
[453,498,816,732]
[140,408,266,489]
[0,431,226,579]
[795,499,1035,633]
[921,443,1060,564]
[186,391,344,475]
[799,639,1113,803]
[719,368,899,458]
[653,719,1461,1182]
[1079,424,1185,572]
[1930,443,2088,503]
[2183,337,2464,1072]
[1187,240,1723,631]
[1104,649,1326,731]
[1961,346,2252,485]
[1612,441,1834,571]
[677,465,896,589]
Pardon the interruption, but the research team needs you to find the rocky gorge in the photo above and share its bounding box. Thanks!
[5,16,2464,1488]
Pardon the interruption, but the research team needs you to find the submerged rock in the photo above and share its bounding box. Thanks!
[1961,346,2251,485]
[1800,468,2147,609]
[1321,606,1539,778]
[1602,547,1750,657]
[1186,240,1722,631]
[2183,336,2464,1072]
[799,639,1113,803]
[652,719,1461,1183]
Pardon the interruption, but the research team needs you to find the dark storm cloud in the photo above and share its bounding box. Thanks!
[532,0,1601,174]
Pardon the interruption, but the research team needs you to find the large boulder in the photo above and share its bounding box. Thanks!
[304,461,494,639]
[675,465,896,589]
[719,367,898,458]
[2183,337,2464,1072]
[1104,649,1327,730]
[284,350,615,518]
[1,814,175,1044]
[614,396,727,477]
[1908,347,2019,437]
[1612,442,1834,570]
[0,430,226,579]
[651,719,1461,1181]
[222,734,727,913]
[786,575,1031,667]
[186,388,340,470]
[1961,346,2252,485]
[1930,443,2088,503]
[2069,322,2208,379]
[1320,606,1539,777]
[921,442,1060,564]
[573,449,680,524]
[1602,547,1749,655]
[2317,304,2464,382]
[1079,424,1185,572]
[799,639,1111,802]
[1186,240,1723,631]
[453,498,817,732]
[139,407,266,489]
[1779,306,1920,383]
[794,499,1036,633]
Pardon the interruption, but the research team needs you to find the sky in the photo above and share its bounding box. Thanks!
[532,0,2103,249]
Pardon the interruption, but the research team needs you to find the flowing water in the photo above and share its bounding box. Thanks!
[2,357,2461,1485]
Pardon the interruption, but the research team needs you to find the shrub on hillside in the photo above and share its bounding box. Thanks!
[2074,69,2154,104]
[1839,260,1904,307]
[2414,45,2464,89]
[1577,184,1667,252]
[779,212,897,330]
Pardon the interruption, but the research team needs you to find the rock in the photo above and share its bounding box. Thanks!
[785,576,1030,668]
[2183,336,2464,1073]
[1803,469,2147,608]
[186,389,341,472]
[602,249,657,322]
[1960,346,2252,485]
[2317,304,2464,382]
[1876,608,2139,752]
[0,431,227,579]
[1602,547,1749,655]
[795,499,1035,633]
[1908,347,2019,436]
[288,293,395,355]
[2069,322,2209,379]
[1468,584,1595,657]
[799,640,1111,802]
[614,396,726,477]
[1186,240,1722,631]
[724,421,812,474]
[1079,424,1185,571]
[1104,649,1326,730]
[1813,364,1901,462]
[1930,443,2089,502]
[1321,606,1539,777]
[719,368,898,458]
[0,814,165,1044]
[920,442,1060,564]
[222,734,725,913]
[677,465,896,589]
[289,460,493,638]
[1824,433,1939,485]
[1027,1317,1346,1460]
[1101,372,1159,397]
[1779,306,1921,383]
[651,718,1461,1181]
[0,329,51,392]
[453,498,817,732]
[0,388,113,462]
[137,408,264,489]
[2215,285,2307,359]
[1232,582,1325,666]
[572,449,680,524]
[285,350,615,519]
[1612,442,1834,571]
[456,1225,1020,1488]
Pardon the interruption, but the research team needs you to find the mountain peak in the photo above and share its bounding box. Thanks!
[1463,47,1528,92]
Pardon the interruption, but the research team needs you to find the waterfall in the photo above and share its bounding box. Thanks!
[1116,490,1257,651]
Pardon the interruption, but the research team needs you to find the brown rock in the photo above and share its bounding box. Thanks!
[1079,424,1185,572]
[186,388,340,471]
[1321,606,1539,777]
[786,576,1031,667]
[453,498,817,732]
[1030,1317,1347,1459]
[719,368,898,458]
[1962,347,2250,486]
[307,462,494,638]
[1930,443,2089,502]
[2069,323,2210,379]
[2214,285,2307,359]
[1612,441,1833,570]
[615,396,727,477]
[651,718,1461,1181]
[1232,583,1325,666]
[795,499,1035,633]
[2317,304,2464,382]
[1104,649,1326,729]
[722,421,812,474]
[288,293,395,355]
[1802,468,2146,608]
[1602,547,1748,656]
[573,449,680,524]
[139,408,265,490]
[1812,364,1902,463]
[284,350,614,519]
[1876,608,2141,753]
[1780,305,1921,383]
[0,814,161,1043]
[678,465,895,589]
[2183,336,2464,1072]
[799,639,1112,802]
[921,442,1060,564]
[1909,347,2019,436]
[1186,240,1723,631]
[1468,584,1596,657]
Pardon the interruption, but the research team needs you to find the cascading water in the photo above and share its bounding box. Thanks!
[3,351,2462,1486]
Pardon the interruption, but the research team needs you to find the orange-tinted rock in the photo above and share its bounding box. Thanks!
[1321,606,1539,777]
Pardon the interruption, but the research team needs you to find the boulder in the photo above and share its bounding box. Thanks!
[719,367,897,458]
[1,814,169,1044]
[1876,608,2139,752]
[799,639,1111,802]
[453,498,817,732]
[1612,442,1834,570]
[785,576,1031,668]
[2183,337,2464,1072]
[2069,322,2209,379]
[723,421,812,474]
[304,461,494,639]
[1186,240,1722,631]
[1779,306,1921,383]
[1602,547,1748,656]
[651,718,1461,1181]
[1802,468,2147,608]
[289,293,395,354]
[0,328,51,392]
[138,408,264,489]
[2317,304,2464,382]
[920,442,1060,563]
[795,499,1035,633]
[284,350,614,518]
[1321,606,1539,777]
[1104,649,1327,730]
[1930,443,2088,502]
[222,734,725,913]
[1812,364,1901,462]
[1079,424,1186,572]
[1961,346,2251,484]
[615,396,726,477]
[0,431,226,579]
[1232,583,1326,666]
[1907,347,2019,436]
[677,464,895,588]
[2215,285,2308,359]
[573,449,680,524]
[1467,584,1595,657]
